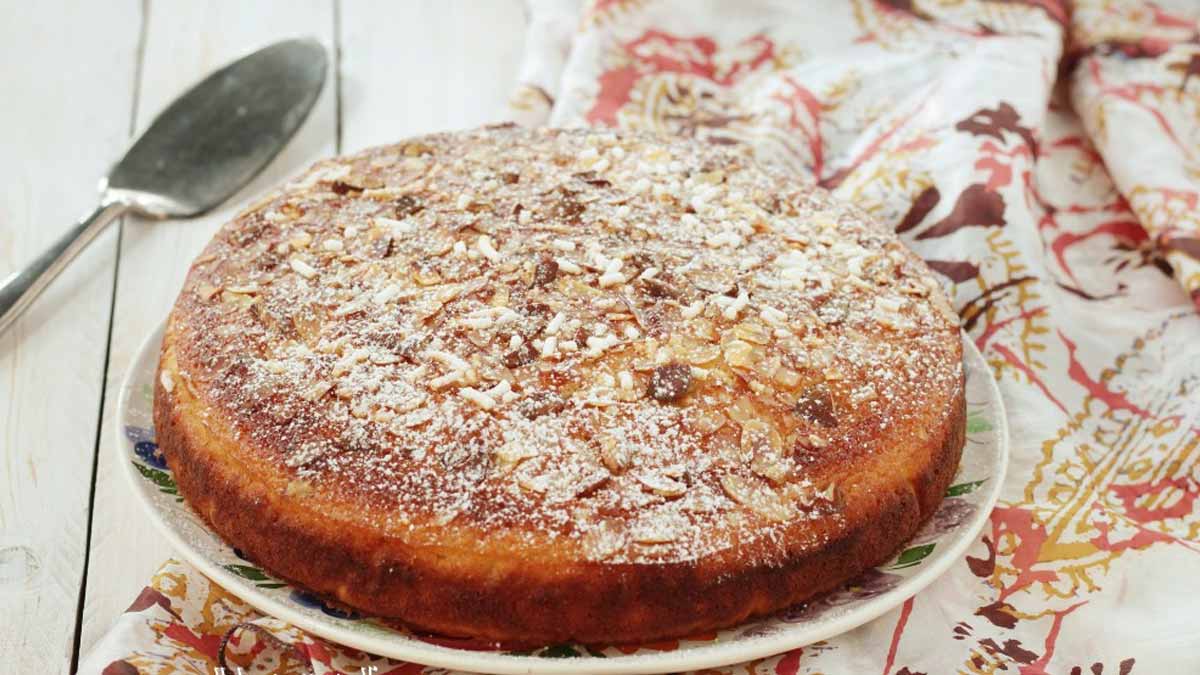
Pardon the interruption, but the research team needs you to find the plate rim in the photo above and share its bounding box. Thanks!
[117,324,1008,675]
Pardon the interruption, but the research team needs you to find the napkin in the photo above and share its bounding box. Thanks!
[81,0,1200,672]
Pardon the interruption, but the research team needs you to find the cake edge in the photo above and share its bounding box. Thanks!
[151,313,966,645]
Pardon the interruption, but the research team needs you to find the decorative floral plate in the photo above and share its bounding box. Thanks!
[119,325,1007,675]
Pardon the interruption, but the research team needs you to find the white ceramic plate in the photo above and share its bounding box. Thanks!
[119,325,1007,674]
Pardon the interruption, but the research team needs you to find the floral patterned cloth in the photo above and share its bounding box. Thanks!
[82,1,1200,673]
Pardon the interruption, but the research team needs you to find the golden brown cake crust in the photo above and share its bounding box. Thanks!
[153,126,965,644]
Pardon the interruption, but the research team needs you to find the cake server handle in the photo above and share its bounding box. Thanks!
[0,198,128,336]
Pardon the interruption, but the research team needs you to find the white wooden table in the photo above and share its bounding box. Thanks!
[0,2,526,670]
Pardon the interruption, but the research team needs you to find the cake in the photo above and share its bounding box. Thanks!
[153,125,965,644]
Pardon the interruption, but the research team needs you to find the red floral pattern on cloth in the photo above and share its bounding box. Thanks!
[82,1,1200,673]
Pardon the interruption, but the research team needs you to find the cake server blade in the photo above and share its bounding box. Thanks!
[0,37,327,336]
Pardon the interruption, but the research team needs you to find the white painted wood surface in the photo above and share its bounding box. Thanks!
[0,1,527,671]
[0,2,141,672]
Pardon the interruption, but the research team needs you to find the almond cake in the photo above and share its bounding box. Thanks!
[153,125,965,644]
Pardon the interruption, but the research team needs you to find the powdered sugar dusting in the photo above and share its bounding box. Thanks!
[165,126,961,565]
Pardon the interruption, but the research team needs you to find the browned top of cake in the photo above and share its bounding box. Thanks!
[163,125,961,565]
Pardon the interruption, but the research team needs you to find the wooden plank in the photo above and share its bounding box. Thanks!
[338,0,528,151]
[77,0,338,658]
[0,2,142,671]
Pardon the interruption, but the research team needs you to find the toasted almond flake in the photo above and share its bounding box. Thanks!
[322,238,344,252]
[706,229,743,248]
[540,336,558,358]
[290,258,318,279]
[597,435,629,472]
[598,271,627,288]
[452,240,467,255]
[773,366,801,387]
[332,299,367,317]
[583,521,626,559]
[682,344,722,366]
[461,315,494,330]
[723,288,750,320]
[159,370,175,393]
[557,257,583,274]
[508,334,524,350]
[720,474,791,521]
[289,231,313,249]
[429,370,463,390]
[477,235,500,262]
[638,266,659,280]
[551,239,576,252]
[560,340,579,352]
[631,518,680,544]
[372,284,402,305]
[427,350,472,373]
[486,380,512,398]
[495,308,522,325]
[374,216,416,235]
[733,321,770,345]
[851,385,877,403]
[681,300,705,319]
[585,333,621,356]
[760,305,788,325]
[751,452,791,484]
[546,311,566,335]
[723,339,757,369]
[460,386,497,410]
[618,370,634,390]
[302,380,332,401]
[633,471,687,497]
[494,441,535,471]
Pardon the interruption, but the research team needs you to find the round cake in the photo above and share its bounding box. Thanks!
[154,125,964,644]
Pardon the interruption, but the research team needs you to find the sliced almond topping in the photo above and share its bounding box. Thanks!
[582,520,626,560]
[694,409,727,434]
[289,258,318,279]
[301,380,332,401]
[733,320,770,345]
[597,435,630,472]
[633,470,687,497]
[680,300,705,319]
[197,284,222,301]
[751,451,792,484]
[460,387,497,410]
[494,441,535,471]
[720,474,791,522]
[723,339,758,369]
[631,517,682,544]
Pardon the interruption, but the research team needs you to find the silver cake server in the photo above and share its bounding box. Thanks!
[0,37,327,335]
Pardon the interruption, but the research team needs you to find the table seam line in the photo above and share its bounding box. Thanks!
[69,0,150,668]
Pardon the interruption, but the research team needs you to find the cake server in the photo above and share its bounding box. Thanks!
[0,37,327,336]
